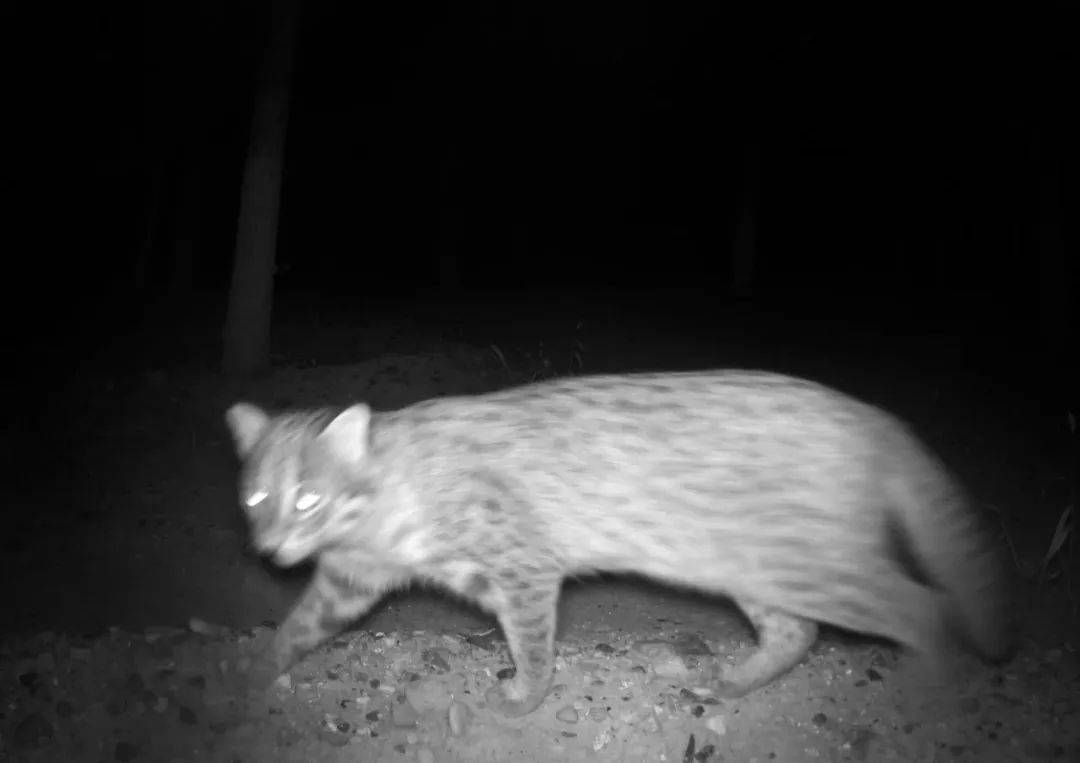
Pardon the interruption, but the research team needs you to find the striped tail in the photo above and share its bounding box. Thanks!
[884,428,1014,661]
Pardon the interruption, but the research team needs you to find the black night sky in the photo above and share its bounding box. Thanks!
[20,1,1072,373]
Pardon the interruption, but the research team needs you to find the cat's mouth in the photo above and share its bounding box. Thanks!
[256,534,313,567]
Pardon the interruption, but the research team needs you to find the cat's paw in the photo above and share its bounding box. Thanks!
[484,684,544,718]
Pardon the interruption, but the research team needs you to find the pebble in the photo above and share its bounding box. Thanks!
[317,726,351,747]
[555,706,580,723]
[422,648,452,672]
[705,716,727,735]
[587,706,608,722]
[273,673,292,690]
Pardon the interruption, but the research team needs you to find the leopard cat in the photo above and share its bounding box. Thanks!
[224,370,1011,717]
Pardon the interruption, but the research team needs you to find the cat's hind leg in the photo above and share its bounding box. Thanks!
[712,600,818,697]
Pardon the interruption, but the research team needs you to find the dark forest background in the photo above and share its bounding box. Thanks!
[4,1,1075,413]
[0,0,1076,680]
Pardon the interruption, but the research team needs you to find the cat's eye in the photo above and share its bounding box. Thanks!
[245,490,269,508]
[295,491,322,512]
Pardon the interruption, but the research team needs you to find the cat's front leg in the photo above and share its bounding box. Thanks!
[483,578,561,717]
[239,568,383,692]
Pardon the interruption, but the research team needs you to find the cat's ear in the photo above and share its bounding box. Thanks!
[225,402,271,457]
[320,404,372,463]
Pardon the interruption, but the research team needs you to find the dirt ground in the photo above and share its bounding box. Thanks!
[5,304,1077,762]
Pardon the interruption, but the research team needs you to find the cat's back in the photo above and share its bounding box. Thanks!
[376,370,897,477]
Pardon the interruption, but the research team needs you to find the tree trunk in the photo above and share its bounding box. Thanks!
[222,0,299,378]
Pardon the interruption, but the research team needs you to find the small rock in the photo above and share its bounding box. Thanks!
[652,656,690,679]
[178,706,198,725]
[812,712,828,726]
[548,683,568,699]
[189,617,229,637]
[422,648,452,672]
[13,713,54,750]
[555,706,580,723]
[705,716,727,735]
[448,701,470,736]
[595,643,616,655]
[365,710,380,722]
[317,726,351,747]
[114,741,138,761]
[679,688,701,703]
[587,706,608,722]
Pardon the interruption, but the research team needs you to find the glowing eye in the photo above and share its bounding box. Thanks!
[295,491,322,512]
[245,490,269,508]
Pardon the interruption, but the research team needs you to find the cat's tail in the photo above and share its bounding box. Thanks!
[883,426,1014,662]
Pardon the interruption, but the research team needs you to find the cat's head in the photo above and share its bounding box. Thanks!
[224,402,375,566]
